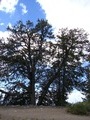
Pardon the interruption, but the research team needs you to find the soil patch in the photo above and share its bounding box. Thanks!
[0,106,90,120]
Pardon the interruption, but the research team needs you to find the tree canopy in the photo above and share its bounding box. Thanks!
[0,19,90,106]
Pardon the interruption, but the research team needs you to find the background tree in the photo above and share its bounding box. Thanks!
[38,28,90,106]
[85,66,90,101]
[83,52,90,101]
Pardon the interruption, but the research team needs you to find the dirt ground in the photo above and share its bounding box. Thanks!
[0,106,90,120]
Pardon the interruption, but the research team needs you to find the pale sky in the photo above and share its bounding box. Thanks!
[67,89,85,103]
[37,0,90,35]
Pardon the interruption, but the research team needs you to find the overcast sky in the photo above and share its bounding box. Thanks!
[37,0,90,34]
[0,0,87,103]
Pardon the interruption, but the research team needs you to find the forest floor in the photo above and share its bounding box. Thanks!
[0,106,90,120]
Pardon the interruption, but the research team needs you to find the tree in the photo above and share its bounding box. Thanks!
[0,19,53,105]
[0,21,89,106]
[83,52,90,101]
[85,66,90,101]
[38,28,90,106]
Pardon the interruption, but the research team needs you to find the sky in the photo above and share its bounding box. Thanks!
[37,0,90,34]
[0,0,45,32]
[0,0,88,103]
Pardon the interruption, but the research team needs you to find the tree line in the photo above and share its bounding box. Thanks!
[0,19,90,106]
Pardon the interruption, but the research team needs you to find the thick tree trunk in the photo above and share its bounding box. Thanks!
[38,60,67,105]
[37,71,59,105]
[28,66,36,105]
[38,49,69,105]
[30,78,35,105]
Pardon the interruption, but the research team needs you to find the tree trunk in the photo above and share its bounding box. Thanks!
[37,71,59,105]
[30,69,36,105]
[38,49,69,105]
[31,78,35,105]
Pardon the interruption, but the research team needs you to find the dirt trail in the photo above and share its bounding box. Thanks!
[0,106,90,120]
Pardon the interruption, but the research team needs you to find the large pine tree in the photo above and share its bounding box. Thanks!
[0,19,53,105]
[38,28,90,106]
[0,21,90,106]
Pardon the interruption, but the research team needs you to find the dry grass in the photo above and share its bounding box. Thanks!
[0,114,2,119]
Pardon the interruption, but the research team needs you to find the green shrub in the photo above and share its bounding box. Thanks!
[84,101,90,112]
[67,102,90,115]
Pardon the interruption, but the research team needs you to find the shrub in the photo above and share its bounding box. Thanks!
[67,102,90,115]
[84,101,90,112]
